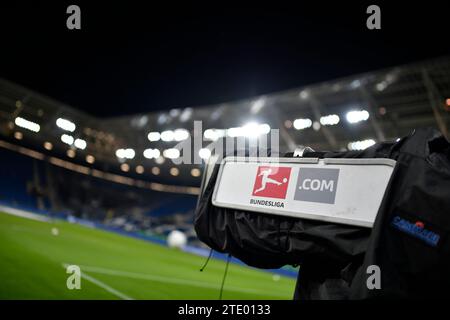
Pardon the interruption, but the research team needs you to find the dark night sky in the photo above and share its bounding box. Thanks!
[0,1,449,117]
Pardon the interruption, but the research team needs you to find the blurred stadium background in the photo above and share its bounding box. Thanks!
[0,56,449,299]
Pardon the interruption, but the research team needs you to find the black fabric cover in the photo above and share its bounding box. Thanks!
[194,128,450,299]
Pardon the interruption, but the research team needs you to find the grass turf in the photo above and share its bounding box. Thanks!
[0,211,296,299]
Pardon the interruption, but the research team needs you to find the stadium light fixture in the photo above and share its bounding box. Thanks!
[284,120,292,128]
[56,118,76,132]
[155,156,165,164]
[226,123,271,138]
[299,90,309,99]
[120,163,130,172]
[14,132,23,140]
[198,148,211,160]
[320,114,340,126]
[293,118,312,130]
[348,139,376,151]
[241,122,260,137]
[163,148,180,159]
[346,110,369,124]
[14,117,40,133]
[124,149,135,159]
[191,168,201,177]
[210,109,223,121]
[445,98,450,111]
[151,166,160,175]
[157,114,169,125]
[258,123,271,135]
[376,81,388,92]
[135,165,144,174]
[251,98,265,114]
[179,108,193,122]
[143,148,160,159]
[169,108,180,117]
[116,149,125,158]
[61,134,74,145]
[312,121,321,131]
[74,138,87,150]
[116,148,135,159]
[350,80,361,89]
[147,132,161,142]
[226,126,242,138]
[66,149,76,158]
[170,167,180,176]
[204,129,226,141]
[174,129,190,141]
[44,142,53,151]
[161,130,175,142]
[86,155,95,164]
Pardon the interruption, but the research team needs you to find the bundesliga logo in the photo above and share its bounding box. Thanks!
[252,166,291,199]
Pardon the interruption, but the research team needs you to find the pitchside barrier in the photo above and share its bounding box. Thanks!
[207,157,396,228]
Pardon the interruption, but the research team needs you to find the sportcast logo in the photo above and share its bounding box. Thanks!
[391,216,440,247]
[252,166,291,199]
[294,168,340,204]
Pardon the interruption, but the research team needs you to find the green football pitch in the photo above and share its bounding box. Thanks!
[0,211,296,300]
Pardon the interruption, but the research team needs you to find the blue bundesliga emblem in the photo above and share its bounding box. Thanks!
[391,216,441,247]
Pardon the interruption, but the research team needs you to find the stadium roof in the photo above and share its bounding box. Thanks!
[1,56,449,189]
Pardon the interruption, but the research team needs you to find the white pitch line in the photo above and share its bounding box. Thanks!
[0,205,49,222]
[69,263,288,297]
[80,272,134,300]
[62,263,133,300]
